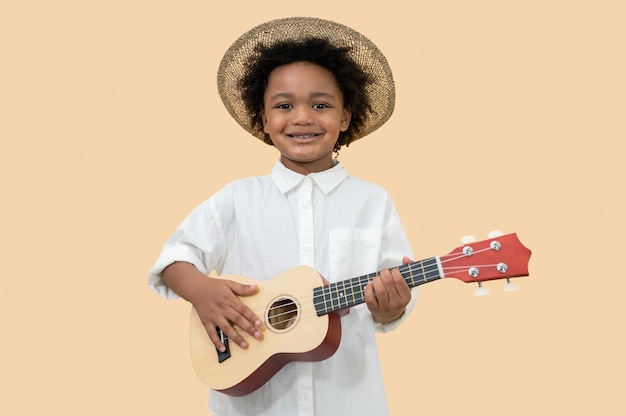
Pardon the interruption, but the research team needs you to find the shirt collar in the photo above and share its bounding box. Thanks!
[271,160,349,195]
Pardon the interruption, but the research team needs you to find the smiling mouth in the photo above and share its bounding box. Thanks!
[288,133,320,139]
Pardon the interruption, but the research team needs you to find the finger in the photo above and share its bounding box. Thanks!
[389,268,410,294]
[398,269,412,295]
[376,270,394,299]
[198,302,250,351]
[368,272,390,305]
[364,280,379,309]
[216,316,250,350]
[376,269,409,307]
[223,280,262,338]
[230,303,263,341]
[203,321,229,352]
[380,269,409,306]
[227,280,258,297]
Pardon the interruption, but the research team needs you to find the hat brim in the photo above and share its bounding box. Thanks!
[217,16,395,142]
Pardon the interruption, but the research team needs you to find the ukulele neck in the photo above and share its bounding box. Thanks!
[312,257,442,316]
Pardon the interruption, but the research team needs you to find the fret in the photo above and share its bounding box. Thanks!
[320,284,331,315]
[313,286,325,315]
[325,284,332,314]
[398,257,441,288]
[330,282,340,311]
[347,276,358,307]
[335,280,344,309]
[407,262,415,286]
[419,259,428,284]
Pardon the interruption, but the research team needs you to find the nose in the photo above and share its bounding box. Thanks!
[291,106,313,125]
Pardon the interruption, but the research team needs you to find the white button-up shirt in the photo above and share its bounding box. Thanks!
[148,161,416,416]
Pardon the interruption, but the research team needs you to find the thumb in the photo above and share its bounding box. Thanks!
[402,256,413,265]
[226,280,258,296]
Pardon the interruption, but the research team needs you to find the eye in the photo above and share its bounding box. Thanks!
[275,103,292,110]
[313,103,330,110]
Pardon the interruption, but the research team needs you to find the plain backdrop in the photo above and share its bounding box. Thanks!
[1,1,624,415]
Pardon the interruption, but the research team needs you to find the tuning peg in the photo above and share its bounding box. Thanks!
[488,230,503,238]
[504,278,518,292]
[461,235,476,244]
[474,282,489,296]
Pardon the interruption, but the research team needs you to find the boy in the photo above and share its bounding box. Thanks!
[149,17,417,415]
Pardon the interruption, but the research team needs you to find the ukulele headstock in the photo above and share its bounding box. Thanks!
[440,231,532,296]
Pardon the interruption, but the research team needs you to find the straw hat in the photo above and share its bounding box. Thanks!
[217,16,395,142]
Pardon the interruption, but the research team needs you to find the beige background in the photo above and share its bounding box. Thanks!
[1,1,624,415]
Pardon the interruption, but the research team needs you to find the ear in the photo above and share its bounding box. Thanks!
[261,109,269,133]
[340,106,352,132]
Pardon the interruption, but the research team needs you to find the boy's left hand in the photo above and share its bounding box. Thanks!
[364,256,413,324]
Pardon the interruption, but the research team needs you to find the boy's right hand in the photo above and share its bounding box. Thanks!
[162,262,263,353]
[191,277,263,352]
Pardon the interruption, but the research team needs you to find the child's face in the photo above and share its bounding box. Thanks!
[262,62,351,174]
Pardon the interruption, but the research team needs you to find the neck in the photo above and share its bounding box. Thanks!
[279,155,335,175]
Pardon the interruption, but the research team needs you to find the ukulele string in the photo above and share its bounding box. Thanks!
[439,246,493,264]
[239,261,444,329]
[228,255,501,332]
[224,249,507,333]
[438,248,502,278]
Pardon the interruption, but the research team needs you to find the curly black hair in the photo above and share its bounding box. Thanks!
[238,37,374,151]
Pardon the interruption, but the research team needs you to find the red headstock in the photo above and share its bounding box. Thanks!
[439,233,531,285]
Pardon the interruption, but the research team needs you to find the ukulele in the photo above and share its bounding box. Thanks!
[189,231,531,396]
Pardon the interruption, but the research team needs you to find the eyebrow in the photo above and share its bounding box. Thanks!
[267,92,339,101]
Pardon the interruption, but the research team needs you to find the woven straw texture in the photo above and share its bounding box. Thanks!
[217,17,395,142]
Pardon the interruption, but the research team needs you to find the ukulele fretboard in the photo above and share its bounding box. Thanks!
[312,257,442,316]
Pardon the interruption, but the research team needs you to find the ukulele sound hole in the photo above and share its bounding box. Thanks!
[267,297,299,332]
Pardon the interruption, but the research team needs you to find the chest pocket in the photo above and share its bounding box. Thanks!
[329,228,382,309]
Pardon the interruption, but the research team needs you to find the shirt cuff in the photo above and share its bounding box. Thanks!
[373,287,418,333]
[147,246,207,300]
